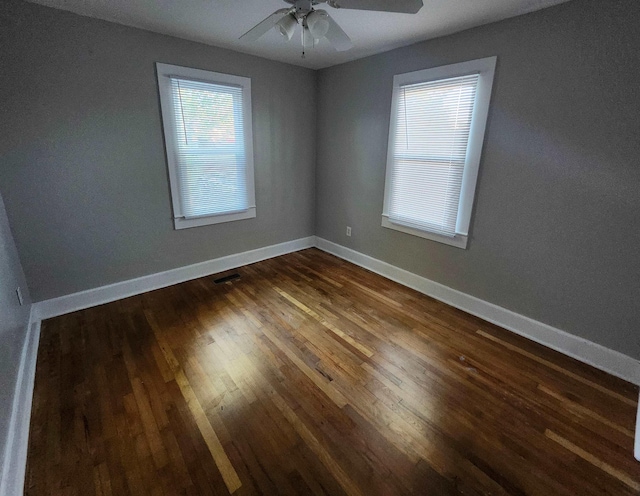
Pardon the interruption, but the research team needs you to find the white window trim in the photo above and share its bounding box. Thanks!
[156,63,256,230]
[381,56,497,249]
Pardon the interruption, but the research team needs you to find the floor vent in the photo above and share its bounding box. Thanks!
[213,273,240,284]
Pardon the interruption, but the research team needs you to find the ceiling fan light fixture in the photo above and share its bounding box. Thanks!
[306,10,330,39]
[276,14,297,40]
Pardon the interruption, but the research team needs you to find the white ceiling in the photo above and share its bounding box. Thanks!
[27,0,571,70]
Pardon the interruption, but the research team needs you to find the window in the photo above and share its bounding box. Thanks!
[156,63,255,229]
[382,57,496,248]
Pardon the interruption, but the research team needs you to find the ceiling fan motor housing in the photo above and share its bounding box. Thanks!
[292,0,313,16]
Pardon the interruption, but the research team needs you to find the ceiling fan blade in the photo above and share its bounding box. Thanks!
[239,9,292,42]
[327,0,423,14]
[325,14,353,51]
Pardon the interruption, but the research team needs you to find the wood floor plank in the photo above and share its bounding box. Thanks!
[538,384,635,438]
[273,286,375,358]
[26,248,639,495]
[146,309,242,494]
[267,387,364,496]
[477,329,636,406]
[545,429,640,492]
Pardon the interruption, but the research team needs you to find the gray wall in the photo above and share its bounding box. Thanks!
[316,0,640,358]
[0,191,32,474]
[0,0,317,301]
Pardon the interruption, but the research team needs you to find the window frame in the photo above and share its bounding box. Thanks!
[381,56,497,249]
[156,62,256,230]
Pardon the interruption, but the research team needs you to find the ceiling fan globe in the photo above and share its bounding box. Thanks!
[306,10,330,39]
[276,14,297,40]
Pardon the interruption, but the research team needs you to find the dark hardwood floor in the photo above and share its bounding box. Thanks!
[25,248,639,495]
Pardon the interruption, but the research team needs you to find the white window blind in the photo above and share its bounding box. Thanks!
[382,57,496,248]
[157,63,255,230]
[388,74,479,237]
[169,77,248,219]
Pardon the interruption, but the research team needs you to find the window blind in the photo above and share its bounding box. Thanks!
[169,77,248,219]
[388,73,479,237]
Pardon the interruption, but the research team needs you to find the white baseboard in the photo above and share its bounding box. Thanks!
[635,393,640,461]
[315,237,640,387]
[33,236,316,321]
[0,319,41,496]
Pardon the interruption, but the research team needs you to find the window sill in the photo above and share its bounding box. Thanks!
[175,207,256,230]
[381,215,468,249]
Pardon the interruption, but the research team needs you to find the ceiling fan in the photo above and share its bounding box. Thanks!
[240,0,424,55]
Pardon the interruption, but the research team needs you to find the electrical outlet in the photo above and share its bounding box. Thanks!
[346,226,352,237]
[16,287,24,306]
